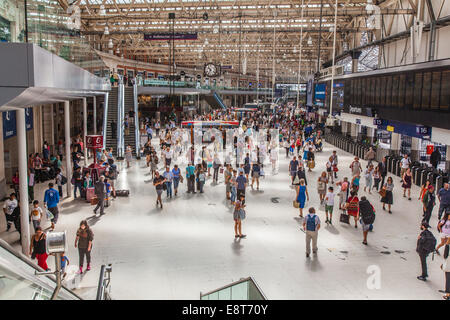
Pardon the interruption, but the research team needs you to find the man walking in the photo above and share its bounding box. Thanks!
[416,222,437,281]
[3,193,18,231]
[438,183,450,220]
[236,170,247,200]
[378,156,388,187]
[303,207,321,258]
[186,163,196,193]
[94,176,106,216]
[422,185,436,224]
[44,183,60,231]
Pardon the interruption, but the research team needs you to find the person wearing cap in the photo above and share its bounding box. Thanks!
[422,185,436,225]
[416,222,434,281]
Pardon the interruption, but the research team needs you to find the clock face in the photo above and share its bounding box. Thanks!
[204,63,217,77]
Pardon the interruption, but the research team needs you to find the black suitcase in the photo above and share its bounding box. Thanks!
[116,189,130,197]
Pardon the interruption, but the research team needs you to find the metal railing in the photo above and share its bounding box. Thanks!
[96,264,113,300]
[200,276,266,300]
[117,81,125,158]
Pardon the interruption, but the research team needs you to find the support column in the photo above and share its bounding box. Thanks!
[16,109,30,255]
[82,98,87,165]
[341,121,348,135]
[367,127,375,144]
[93,96,97,134]
[64,101,72,197]
[411,137,421,162]
[390,132,401,156]
[351,51,362,73]
[350,123,358,140]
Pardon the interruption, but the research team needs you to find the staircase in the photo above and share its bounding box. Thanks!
[123,87,138,157]
[204,91,227,110]
[105,87,118,156]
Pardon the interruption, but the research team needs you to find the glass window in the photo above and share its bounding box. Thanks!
[398,74,405,108]
[430,71,441,110]
[413,73,422,109]
[380,76,386,106]
[440,70,450,111]
[385,76,392,107]
[421,72,432,109]
[405,73,414,108]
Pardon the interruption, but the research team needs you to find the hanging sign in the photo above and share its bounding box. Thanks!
[86,135,103,149]
[426,145,434,155]
[144,33,198,41]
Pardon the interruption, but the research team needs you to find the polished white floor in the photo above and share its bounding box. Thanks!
[1,140,446,300]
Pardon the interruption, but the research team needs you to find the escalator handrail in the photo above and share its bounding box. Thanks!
[96,264,112,300]
[0,238,82,300]
[133,82,140,156]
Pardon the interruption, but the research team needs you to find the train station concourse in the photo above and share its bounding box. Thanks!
[0,0,450,306]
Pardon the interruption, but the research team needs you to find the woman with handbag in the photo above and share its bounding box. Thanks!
[233,195,246,239]
[29,227,49,271]
[345,191,359,228]
[317,172,328,204]
[381,176,394,214]
[306,148,315,172]
[402,168,412,200]
[295,179,309,218]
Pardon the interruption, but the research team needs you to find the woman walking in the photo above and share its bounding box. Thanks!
[29,227,49,271]
[233,195,246,238]
[172,165,181,196]
[381,176,394,213]
[363,164,374,194]
[402,168,412,200]
[153,171,166,209]
[345,191,359,228]
[74,220,94,274]
[436,211,450,254]
[317,172,328,204]
[373,166,381,191]
[326,156,334,183]
[296,179,309,218]
[251,162,261,190]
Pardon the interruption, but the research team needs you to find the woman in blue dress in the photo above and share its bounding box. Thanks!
[296,179,309,217]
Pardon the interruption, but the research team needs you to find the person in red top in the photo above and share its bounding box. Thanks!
[345,191,359,228]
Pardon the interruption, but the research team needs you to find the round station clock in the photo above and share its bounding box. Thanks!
[204,63,219,77]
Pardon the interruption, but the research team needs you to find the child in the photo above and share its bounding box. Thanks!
[30,200,43,232]
[198,170,206,193]
[60,252,70,279]
[324,186,335,225]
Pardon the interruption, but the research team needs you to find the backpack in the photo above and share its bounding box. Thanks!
[417,230,437,255]
[306,214,317,231]
[359,199,375,225]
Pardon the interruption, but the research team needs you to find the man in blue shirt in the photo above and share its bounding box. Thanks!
[236,171,247,199]
[162,166,174,198]
[438,183,450,220]
[44,182,60,230]
[186,163,196,193]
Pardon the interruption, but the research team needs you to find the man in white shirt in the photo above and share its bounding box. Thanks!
[400,154,411,179]
[3,193,18,231]
[165,147,173,167]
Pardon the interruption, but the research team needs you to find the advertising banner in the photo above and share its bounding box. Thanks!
[3,108,34,139]
[144,33,198,41]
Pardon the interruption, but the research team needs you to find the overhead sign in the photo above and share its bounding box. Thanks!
[144,79,187,87]
[376,119,431,139]
[221,65,233,70]
[3,108,33,140]
[144,33,198,41]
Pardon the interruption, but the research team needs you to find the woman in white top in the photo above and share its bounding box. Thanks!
[436,211,450,254]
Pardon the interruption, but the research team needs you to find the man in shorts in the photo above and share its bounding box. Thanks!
[44,182,60,230]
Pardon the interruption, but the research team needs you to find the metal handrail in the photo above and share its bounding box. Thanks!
[133,81,140,158]
[96,264,112,300]
[117,83,125,158]
[102,92,109,150]
[0,239,82,300]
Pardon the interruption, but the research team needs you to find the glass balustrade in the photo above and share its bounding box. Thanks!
[200,277,266,300]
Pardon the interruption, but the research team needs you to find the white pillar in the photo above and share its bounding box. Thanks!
[411,137,421,162]
[83,98,88,165]
[64,101,72,197]
[93,96,97,134]
[16,108,30,255]
[390,132,401,155]
[350,123,358,139]
[446,145,450,171]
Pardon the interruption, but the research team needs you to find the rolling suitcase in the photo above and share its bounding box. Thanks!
[116,189,130,197]
[86,187,96,202]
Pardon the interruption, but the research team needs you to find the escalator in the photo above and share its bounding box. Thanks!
[123,87,139,157]
[104,87,119,156]
[200,277,266,300]
[204,91,227,110]
[0,239,81,300]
